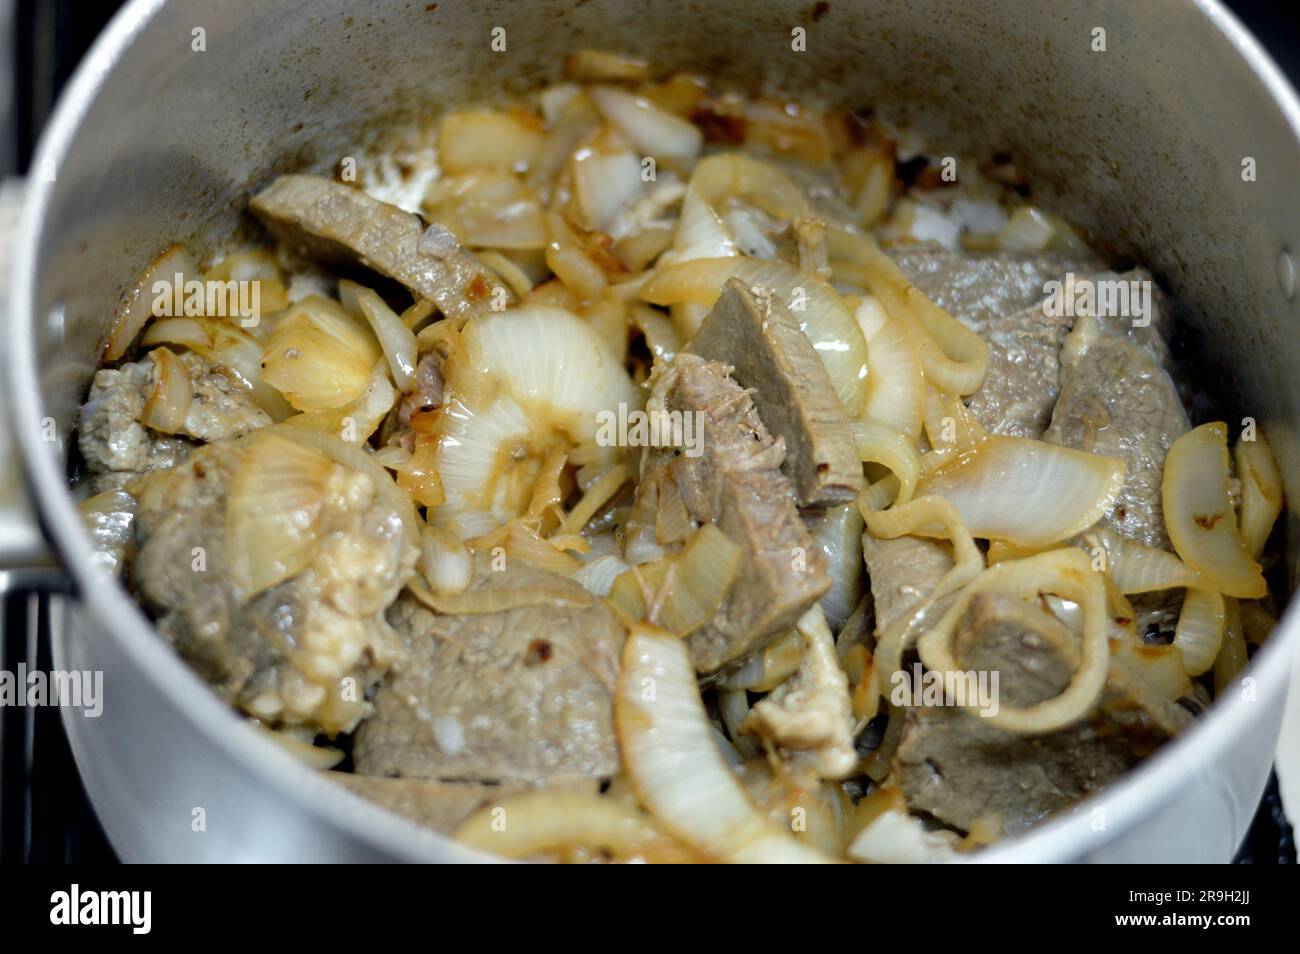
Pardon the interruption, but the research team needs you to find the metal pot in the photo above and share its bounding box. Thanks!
[3,0,1298,862]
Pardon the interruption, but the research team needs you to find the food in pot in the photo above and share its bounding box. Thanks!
[73,52,1286,862]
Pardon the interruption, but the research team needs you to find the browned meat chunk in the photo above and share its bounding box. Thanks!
[893,592,1190,835]
[862,532,954,635]
[689,279,863,506]
[636,354,829,673]
[1044,313,1189,548]
[127,433,416,736]
[250,175,513,320]
[353,561,624,783]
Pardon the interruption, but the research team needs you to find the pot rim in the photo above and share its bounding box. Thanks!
[5,0,1299,863]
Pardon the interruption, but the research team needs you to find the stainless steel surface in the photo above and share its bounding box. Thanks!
[3,0,1299,862]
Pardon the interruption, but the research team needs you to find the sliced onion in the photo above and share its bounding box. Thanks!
[716,629,805,692]
[1213,597,1249,695]
[1163,422,1267,598]
[227,430,337,600]
[1112,638,1191,702]
[641,257,869,415]
[564,49,652,82]
[573,149,646,234]
[809,502,865,631]
[418,523,472,596]
[1080,526,1201,593]
[717,687,760,760]
[437,109,544,174]
[849,418,920,506]
[861,495,985,688]
[847,807,956,864]
[687,153,813,223]
[615,625,835,863]
[106,244,199,360]
[469,519,582,576]
[628,303,682,365]
[571,553,631,597]
[917,436,1125,547]
[260,296,382,411]
[454,788,692,862]
[407,576,593,615]
[916,547,1110,734]
[1234,431,1284,560]
[588,86,702,169]
[664,183,738,265]
[562,463,631,534]
[140,347,192,434]
[606,524,741,636]
[1173,586,1225,677]
[348,283,418,392]
[828,228,988,395]
[854,296,923,441]
[286,359,397,445]
[398,434,446,509]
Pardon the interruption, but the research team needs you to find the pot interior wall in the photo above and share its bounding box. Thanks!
[30,0,1300,587]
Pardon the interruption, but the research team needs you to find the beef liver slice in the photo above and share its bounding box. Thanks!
[645,355,829,673]
[352,564,624,783]
[862,532,954,635]
[250,175,512,320]
[1043,315,1189,549]
[894,592,1189,835]
[688,278,863,506]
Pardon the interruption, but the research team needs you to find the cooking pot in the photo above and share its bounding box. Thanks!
[3,0,1299,862]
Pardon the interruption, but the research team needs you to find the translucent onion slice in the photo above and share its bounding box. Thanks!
[140,347,192,435]
[861,495,985,691]
[1080,526,1201,593]
[641,257,869,415]
[628,303,682,365]
[664,183,738,265]
[614,625,835,863]
[260,296,382,411]
[469,519,581,576]
[564,49,652,82]
[562,463,631,534]
[437,109,544,174]
[587,86,703,169]
[227,430,337,600]
[847,807,956,864]
[853,296,923,441]
[1213,598,1249,695]
[1163,422,1267,598]
[1113,638,1191,702]
[571,553,631,597]
[348,283,418,392]
[716,629,805,692]
[467,306,641,440]
[106,244,199,360]
[917,436,1125,547]
[848,418,920,506]
[1234,431,1284,560]
[915,547,1110,734]
[454,788,693,862]
[606,524,741,636]
[687,153,813,223]
[1173,586,1225,677]
[398,434,446,509]
[828,228,988,395]
[809,502,865,631]
[286,360,396,445]
[417,523,472,596]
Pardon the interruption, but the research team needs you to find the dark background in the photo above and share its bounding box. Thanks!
[1,0,1296,864]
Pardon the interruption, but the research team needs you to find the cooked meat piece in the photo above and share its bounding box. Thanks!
[353,561,624,783]
[396,353,444,430]
[250,175,514,320]
[77,352,270,492]
[689,280,863,506]
[127,435,416,736]
[637,353,829,673]
[893,592,1190,835]
[1043,313,1189,548]
[862,532,954,635]
[327,773,600,834]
